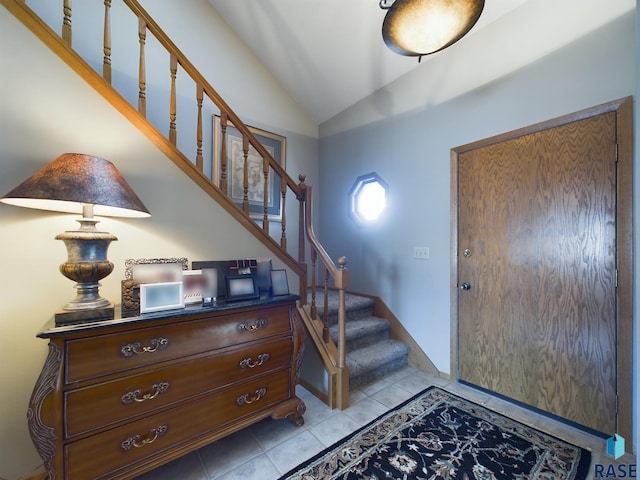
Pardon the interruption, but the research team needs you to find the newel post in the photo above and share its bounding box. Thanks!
[335,256,350,409]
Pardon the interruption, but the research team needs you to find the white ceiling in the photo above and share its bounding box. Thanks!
[208,0,634,125]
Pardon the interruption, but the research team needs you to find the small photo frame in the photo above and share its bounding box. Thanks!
[140,281,185,313]
[225,274,259,302]
[192,260,229,298]
[270,269,289,296]
[182,270,204,304]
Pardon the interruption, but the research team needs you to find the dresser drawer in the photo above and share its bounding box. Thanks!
[64,337,293,438]
[65,305,292,383]
[65,370,291,480]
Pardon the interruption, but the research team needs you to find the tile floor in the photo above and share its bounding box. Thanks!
[135,366,635,480]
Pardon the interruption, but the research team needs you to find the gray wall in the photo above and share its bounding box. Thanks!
[319,4,636,411]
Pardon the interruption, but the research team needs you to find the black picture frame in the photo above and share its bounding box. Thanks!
[225,274,260,301]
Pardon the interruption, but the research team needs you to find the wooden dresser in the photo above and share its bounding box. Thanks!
[27,296,306,479]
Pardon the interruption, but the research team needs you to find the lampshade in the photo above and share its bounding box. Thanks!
[1,153,150,217]
[381,0,484,57]
[1,153,150,325]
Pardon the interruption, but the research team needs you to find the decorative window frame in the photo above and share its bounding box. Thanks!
[348,172,388,225]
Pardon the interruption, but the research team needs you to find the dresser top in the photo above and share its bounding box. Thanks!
[37,294,300,338]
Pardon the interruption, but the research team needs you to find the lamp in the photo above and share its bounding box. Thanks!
[1,153,150,325]
[380,0,484,59]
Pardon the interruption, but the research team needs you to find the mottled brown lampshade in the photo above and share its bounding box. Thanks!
[0,153,150,325]
[382,0,484,57]
[1,153,150,217]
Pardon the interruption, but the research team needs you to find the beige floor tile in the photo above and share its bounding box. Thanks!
[265,430,325,475]
[213,453,281,480]
[134,451,206,480]
[296,392,338,428]
[198,429,263,478]
[343,396,389,427]
[249,416,307,451]
[370,383,415,408]
[307,411,362,447]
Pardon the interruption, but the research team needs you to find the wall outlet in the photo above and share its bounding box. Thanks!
[414,246,430,259]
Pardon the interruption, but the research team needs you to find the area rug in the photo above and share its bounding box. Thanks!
[280,386,591,480]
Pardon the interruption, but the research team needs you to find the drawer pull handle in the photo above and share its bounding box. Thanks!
[237,318,269,332]
[121,425,168,451]
[121,337,169,357]
[239,353,270,369]
[236,387,267,406]
[121,382,170,404]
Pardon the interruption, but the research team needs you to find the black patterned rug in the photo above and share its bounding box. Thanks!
[280,386,591,480]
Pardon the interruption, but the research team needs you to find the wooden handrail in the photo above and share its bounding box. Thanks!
[4,0,350,409]
[122,0,301,196]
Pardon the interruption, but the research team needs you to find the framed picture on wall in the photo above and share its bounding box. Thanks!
[213,115,286,220]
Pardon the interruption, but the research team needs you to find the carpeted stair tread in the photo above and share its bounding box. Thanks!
[308,290,375,324]
[328,317,390,352]
[346,339,411,389]
[306,289,412,391]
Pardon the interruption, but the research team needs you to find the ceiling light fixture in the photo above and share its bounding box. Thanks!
[380,0,484,60]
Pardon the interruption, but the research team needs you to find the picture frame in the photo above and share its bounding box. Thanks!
[192,260,229,299]
[140,281,185,313]
[213,115,286,220]
[225,274,260,302]
[124,257,188,282]
[122,258,188,315]
[270,269,290,296]
[182,269,218,304]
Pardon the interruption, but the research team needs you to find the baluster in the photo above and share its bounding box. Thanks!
[323,267,330,343]
[262,156,269,230]
[196,84,204,171]
[242,135,249,214]
[310,248,317,319]
[298,174,307,266]
[169,54,178,145]
[62,0,72,46]
[220,113,228,192]
[137,18,147,117]
[297,175,308,302]
[280,176,287,249]
[102,0,112,83]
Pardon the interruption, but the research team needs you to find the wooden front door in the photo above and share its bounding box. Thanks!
[453,98,632,442]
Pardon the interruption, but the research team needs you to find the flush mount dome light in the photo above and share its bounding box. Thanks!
[380,0,484,58]
[349,172,388,224]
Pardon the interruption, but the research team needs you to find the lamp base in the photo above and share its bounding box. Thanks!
[55,303,115,326]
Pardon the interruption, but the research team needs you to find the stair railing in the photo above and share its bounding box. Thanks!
[301,184,350,408]
[2,0,350,408]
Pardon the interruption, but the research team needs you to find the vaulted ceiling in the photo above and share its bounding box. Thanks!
[208,1,635,125]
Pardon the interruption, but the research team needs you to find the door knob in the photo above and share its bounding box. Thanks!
[460,282,471,290]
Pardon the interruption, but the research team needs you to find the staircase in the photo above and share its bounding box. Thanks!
[1,0,424,411]
[313,290,411,390]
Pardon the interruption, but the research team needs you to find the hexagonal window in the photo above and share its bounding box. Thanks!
[349,172,388,224]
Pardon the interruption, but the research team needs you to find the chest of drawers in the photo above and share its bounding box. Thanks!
[27,296,306,479]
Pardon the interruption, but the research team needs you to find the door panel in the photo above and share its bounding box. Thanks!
[457,112,617,434]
